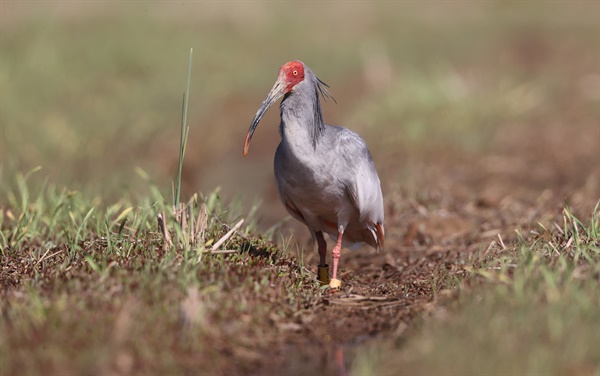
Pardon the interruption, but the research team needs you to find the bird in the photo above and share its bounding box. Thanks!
[243,61,384,288]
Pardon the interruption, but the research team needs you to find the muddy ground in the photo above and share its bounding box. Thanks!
[199,116,598,374]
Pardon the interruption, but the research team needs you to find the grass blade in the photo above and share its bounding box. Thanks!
[175,48,193,207]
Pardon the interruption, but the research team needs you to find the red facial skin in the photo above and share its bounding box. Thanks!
[279,61,305,93]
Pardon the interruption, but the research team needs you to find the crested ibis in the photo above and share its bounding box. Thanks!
[243,61,384,288]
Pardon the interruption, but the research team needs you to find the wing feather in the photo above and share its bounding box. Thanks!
[337,129,385,248]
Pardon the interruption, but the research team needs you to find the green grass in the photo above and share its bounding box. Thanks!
[0,171,321,374]
[4,174,597,374]
[352,204,600,376]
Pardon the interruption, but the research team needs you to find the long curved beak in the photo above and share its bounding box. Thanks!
[243,79,286,157]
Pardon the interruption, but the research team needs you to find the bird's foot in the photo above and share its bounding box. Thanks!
[329,278,342,289]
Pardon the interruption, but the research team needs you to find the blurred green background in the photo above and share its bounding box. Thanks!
[1,1,598,223]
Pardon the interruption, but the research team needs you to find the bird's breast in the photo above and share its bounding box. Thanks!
[275,141,350,217]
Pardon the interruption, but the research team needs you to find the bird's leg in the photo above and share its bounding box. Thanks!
[331,227,345,282]
[315,231,328,266]
[315,231,329,284]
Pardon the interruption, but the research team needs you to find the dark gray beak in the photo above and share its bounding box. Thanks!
[243,79,286,157]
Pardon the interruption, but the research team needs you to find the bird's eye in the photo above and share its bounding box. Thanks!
[292,70,298,76]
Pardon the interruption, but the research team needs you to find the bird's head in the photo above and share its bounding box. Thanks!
[243,61,334,157]
[243,61,307,157]
[278,61,306,94]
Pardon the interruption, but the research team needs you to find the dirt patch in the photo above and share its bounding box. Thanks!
[254,117,599,374]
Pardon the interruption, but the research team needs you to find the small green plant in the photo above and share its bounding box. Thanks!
[174,48,193,208]
[154,48,250,259]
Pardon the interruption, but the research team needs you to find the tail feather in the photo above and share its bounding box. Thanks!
[375,222,385,249]
[343,222,385,250]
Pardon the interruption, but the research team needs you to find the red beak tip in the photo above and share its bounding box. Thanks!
[243,134,251,157]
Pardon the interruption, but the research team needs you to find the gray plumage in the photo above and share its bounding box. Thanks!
[244,61,384,284]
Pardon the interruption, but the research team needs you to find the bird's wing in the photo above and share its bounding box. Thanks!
[336,129,385,246]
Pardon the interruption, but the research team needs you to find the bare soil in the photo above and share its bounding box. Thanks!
[3,93,597,375]
[248,118,599,374]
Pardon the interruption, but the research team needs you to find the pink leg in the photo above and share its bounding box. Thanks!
[331,230,344,280]
[335,347,347,376]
